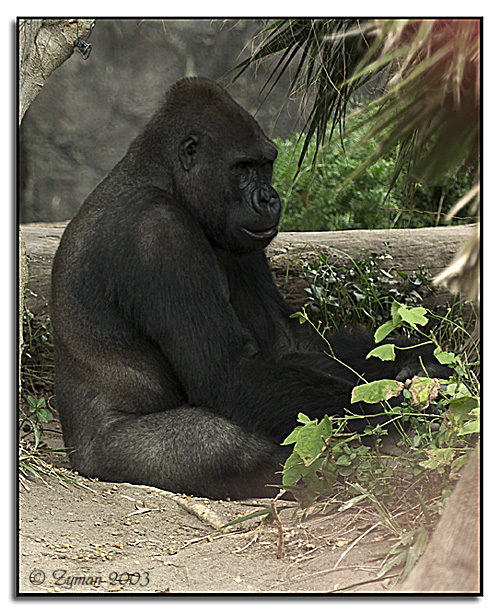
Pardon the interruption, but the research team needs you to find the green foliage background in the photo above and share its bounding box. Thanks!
[273,116,475,232]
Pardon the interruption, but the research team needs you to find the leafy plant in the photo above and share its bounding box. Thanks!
[343,19,480,193]
[297,245,477,354]
[235,19,480,216]
[281,301,479,580]
[21,299,55,401]
[19,395,54,451]
[231,19,373,170]
[22,291,53,361]
[19,299,61,482]
[17,393,75,489]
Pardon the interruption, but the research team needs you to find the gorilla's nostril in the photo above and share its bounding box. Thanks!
[252,188,266,213]
[252,186,280,216]
[259,186,270,203]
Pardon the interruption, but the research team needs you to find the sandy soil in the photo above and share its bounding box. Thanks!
[18,428,399,595]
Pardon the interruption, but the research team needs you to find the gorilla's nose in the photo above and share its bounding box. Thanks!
[252,186,281,217]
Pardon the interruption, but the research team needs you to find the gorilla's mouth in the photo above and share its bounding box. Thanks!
[241,226,278,240]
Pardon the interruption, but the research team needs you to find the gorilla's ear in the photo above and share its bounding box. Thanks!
[179,136,199,171]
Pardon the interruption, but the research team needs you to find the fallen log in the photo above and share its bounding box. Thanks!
[21,222,475,313]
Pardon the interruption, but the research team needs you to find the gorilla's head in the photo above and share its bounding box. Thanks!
[132,78,282,253]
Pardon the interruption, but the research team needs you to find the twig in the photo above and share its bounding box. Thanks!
[232,527,262,554]
[334,522,381,569]
[327,572,399,593]
[271,489,286,559]
[120,483,226,530]
[161,491,226,530]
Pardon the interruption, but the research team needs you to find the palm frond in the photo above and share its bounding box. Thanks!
[230,19,374,172]
[346,19,480,186]
[232,18,480,188]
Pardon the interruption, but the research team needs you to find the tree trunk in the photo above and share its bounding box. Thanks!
[19,18,95,386]
[18,19,95,123]
[401,446,480,593]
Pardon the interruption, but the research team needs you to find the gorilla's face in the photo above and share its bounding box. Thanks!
[225,142,281,252]
[175,97,282,253]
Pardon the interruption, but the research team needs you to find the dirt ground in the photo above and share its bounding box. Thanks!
[18,425,404,596]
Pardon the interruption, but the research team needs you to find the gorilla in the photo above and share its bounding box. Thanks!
[51,77,447,500]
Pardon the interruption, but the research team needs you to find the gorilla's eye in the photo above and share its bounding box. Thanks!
[236,161,252,171]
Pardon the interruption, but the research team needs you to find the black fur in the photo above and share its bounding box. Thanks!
[51,78,447,499]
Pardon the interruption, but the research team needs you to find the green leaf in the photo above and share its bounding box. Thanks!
[378,550,408,578]
[282,426,301,446]
[223,508,270,526]
[290,311,308,324]
[458,419,480,436]
[451,454,470,472]
[33,423,40,451]
[419,448,455,472]
[402,527,429,580]
[338,493,369,512]
[397,304,429,327]
[297,412,311,424]
[282,452,306,487]
[448,397,479,420]
[433,347,459,366]
[445,382,474,398]
[338,466,354,477]
[366,344,396,361]
[27,396,47,414]
[351,379,404,404]
[390,300,403,321]
[27,396,37,413]
[36,408,53,423]
[294,416,332,465]
[336,454,352,466]
[374,321,398,343]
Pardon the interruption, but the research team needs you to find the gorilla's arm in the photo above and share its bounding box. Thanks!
[125,206,355,438]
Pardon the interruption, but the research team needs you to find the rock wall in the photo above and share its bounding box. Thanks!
[19,19,305,223]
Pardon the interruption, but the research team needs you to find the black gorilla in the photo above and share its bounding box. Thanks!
[51,78,447,499]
